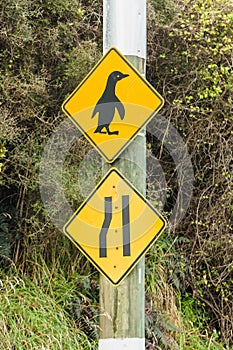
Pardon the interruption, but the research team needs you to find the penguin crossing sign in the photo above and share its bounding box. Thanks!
[62,47,164,163]
[63,168,166,286]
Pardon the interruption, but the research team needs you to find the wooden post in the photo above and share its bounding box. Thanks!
[99,1,146,349]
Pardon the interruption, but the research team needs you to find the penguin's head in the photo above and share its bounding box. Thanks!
[110,71,129,83]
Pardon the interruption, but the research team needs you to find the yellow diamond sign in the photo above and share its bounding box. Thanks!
[63,168,166,286]
[62,47,164,163]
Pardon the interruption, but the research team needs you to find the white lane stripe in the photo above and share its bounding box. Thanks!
[138,267,142,284]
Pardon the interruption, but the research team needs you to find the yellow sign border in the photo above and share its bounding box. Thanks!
[63,168,167,286]
[62,47,164,163]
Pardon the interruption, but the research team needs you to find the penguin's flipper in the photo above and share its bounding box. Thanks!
[115,101,125,120]
[91,104,99,118]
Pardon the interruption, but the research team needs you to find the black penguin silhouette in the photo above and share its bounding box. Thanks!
[92,71,129,135]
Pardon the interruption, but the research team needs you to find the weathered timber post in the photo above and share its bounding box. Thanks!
[99,1,147,349]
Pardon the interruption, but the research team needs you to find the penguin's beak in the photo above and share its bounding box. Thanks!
[122,74,129,79]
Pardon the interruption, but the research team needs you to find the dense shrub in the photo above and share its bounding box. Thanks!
[148,0,233,344]
[0,0,102,266]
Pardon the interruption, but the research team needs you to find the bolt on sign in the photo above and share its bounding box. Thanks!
[63,168,167,286]
[62,47,164,163]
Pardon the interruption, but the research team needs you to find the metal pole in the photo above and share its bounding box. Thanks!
[99,1,146,349]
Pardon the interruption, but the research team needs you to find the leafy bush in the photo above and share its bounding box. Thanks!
[148,0,233,344]
[0,0,102,268]
[0,143,7,173]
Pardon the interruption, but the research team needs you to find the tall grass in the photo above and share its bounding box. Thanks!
[145,236,227,349]
[0,243,228,350]
[0,266,98,350]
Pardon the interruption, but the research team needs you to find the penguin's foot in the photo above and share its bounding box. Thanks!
[94,129,107,134]
[107,130,119,135]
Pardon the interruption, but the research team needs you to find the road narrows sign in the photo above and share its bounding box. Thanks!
[62,47,164,163]
[63,168,167,286]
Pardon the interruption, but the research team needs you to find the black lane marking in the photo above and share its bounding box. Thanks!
[122,195,131,256]
[99,197,112,258]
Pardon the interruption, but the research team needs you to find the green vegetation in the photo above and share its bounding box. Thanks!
[148,0,233,346]
[0,0,232,348]
[0,268,98,349]
[145,236,228,349]
[0,143,7,173]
